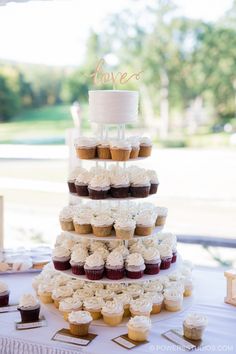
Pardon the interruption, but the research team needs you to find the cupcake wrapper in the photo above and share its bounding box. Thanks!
[74,223,92,234]
[171,252,177,263]
[130,186,150,198]
[149,183,159,195]
[67,181,76,193]
[144,262,160,275]
[160,257,172,270]
[126,270,144,279]
[69,322,91,336]
[110,186,130,198]
[139,145,152,157]
[105,267,125,280]
[155,215,166,226]
[110,148,131,161]
[60,220,74,231]
[18,307,40,323]
[85,268,104,280]
[97,146,111,159]
[92,225,113,237]
[75,147,97,159]
[88,188,109,200]
[71,264,85,275]
[53,259,71,271]
[0,293,9,307]
[129,148,140,159]
[75,184,89,196]
[135,225,153,236]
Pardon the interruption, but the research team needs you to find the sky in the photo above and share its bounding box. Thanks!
[0,0,233,66]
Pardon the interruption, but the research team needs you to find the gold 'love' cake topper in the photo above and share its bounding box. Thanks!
[88,58,143,87]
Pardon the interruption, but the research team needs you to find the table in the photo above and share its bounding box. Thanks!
[0,267,235,354]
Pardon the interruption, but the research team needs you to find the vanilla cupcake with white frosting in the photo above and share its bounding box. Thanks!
[143,292,164,314]
[127,316,152,342]
[155,207,168,226]
[38,282,55,304]
[183,313,208,340]
[59,206,74,231]
[101,300,124,326]
[164,288,183,312]
[105,251,125,280]
[68,310,93,336]
[115,291,132,317]
[52,246,71,271]
[74,136,97,159]
[73,211,92,234]
[147,169,159,194]
[83,297,105,320]
[91,214,114,237]
[52,286,74,308]
[126,253,145,279]
[127,136,140,159]
[110,139,131,161]
[59,297,82,321]
[114,218,136,240]
[97,139,111,159]
[139,136,152,157]
[127,284,144,299]
[130,298,152,317]
[135,212,155,236]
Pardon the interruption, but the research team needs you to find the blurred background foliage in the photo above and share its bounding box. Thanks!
[1,0,236,146]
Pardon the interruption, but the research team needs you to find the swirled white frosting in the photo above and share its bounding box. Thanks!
[130,299,152,313]
[38,282,55,294]
[0,282,8,293]
[126,253,144,267]
[95,289,115,299]
[135,212,155,226]
[74,137,97,148]
[106,251,124,267]
[59,206,74,221]
[158,244,172,258]
[127,136,140,149]
[156,207,168,216]
[130,169,150,186]
[91,215,114,227]
[144,281,163,293]
[140,136,152,146]
[184,313,208,327]
[73,289,94,301]
[85,253,104,268]
[115,292,132,305]
[164,288,183,301]
[19,294,38,308]
[89,241,107,253]
[127,284,144,297]
[93,248,109,261]
[114,218,136,229]
[59,297,82,311]
[89,174,110,189]
[102,300,124,314]
[147,169,159,183]
[98,139,110,147]
[52,246,70,259]
[129,242,145,254]
[52,286,74,299]
[110,139,131,150]
[128,315,151,329]
[75,171,92,185]
[83,296,105,310]
[73,212,92,225]
[110,172,129,186]
[70,249,88,263]
[68,167,86,182]
[142,248,160,262]
[143,292,164,304]
[68,310,92,324]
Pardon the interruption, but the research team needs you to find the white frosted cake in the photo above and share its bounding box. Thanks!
[89,90,139,124]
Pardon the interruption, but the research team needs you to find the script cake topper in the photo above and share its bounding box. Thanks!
[88,58,143,87]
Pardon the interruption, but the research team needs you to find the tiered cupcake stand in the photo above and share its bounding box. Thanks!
[51,123,193,326]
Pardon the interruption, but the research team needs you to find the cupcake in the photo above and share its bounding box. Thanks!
[67,167,85,194]
[91,215,114,237]
[110,140,131,161]
[135,212,155,236]
[144,292,164,314]
[59,297,82,321]
[68,310,93,336]
[75,170,91,197]
[17,294,40,323]
[73,212,92,234]
[0,282,9,307]
[183,313,208,341]
[74,137,97,159]
[97,140,111,159]
[95,289,115,301]
[129,169,150,198]
[115,292,132,317]
[114,219,136,240]
[105,251,125,280]
[84,253,104,280]
[126,284,144,299]
[183,277,194,297]
[164,288,183,312]
[101,300,124,326]
[93,247,109,262]
[130,299,152,317]
[126,253,145,279]
[70,249,88,275]
[83,297,105,320]
[127,316,151,342]
[110,171,130,198]
[147,170,159,195]
[155,207,168,227]
[59,206,74,231]
[52,246,71,271]
[88,174,110,199]
[158,243,173,270]
[127,137,140,159]
[52,286,74,308]
[142,248,161,275]
[139,137,152,157]
[37,283,54,304]
[73,289,95,302]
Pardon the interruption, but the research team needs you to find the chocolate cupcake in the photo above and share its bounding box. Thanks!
[142,248,161,275]
[147,169,159,195]
[52,246,71,270]
[75,170,91,197]
[126,253,145,279]
[110,169,130,198]
[91,214,114,237]
[84,253,105,280]
[17,294,40,323]
[105,251,125,280]
[88,174,110,199]
[70,249,88,275]
[0,282,10,307]
[129,167,150,198]
[158,243,173,270]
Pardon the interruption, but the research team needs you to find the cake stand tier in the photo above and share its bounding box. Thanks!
[69,193,157,202]
[75,157,148,162]
[54,255,181,284]
[64,226,163,241]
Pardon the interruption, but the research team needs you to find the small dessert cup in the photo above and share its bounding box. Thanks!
[110,147,131,161]
[70,262,85,275]
[164,289,183,312]
[160,256,172,270]
[183,314,208,341]
[144,261,161,275]
[75,182,89,197]
[149,182,159,195]
[110,185,130,198]
[135,224,154,236]
[74,138,97,160]
[101,302,124,326]
[105,266,125,280]
[130,184,150,198]
[74,222,92,235]
[68,311,93,336]
[88,187,110,199]
[84,266,104,280]
[0,290,10,307]
[17,294,40,323]
[127,316,151,342]
[97,143,111,159]
[53,257,71,271]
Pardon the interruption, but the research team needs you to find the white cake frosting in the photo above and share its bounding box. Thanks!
[89,90,139,124]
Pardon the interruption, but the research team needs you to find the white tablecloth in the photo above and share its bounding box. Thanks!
[0,268,235,354]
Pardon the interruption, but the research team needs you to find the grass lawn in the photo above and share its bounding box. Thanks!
[0,104,89,144]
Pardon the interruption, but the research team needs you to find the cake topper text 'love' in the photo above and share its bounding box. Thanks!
[88,59,143,86]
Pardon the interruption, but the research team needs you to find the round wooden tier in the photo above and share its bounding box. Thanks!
[64,226,163,241]
[54,255,181,284]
